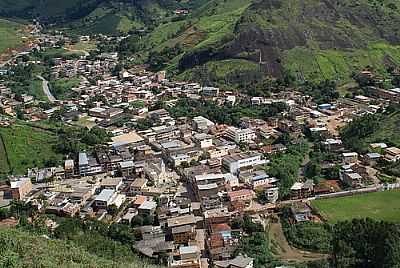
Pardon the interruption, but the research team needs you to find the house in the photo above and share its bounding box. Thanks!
[130,178,148,194]
[94,189,125,209]
[192,116,215,132]
[138,200,157,215]
[363,153,381,166]
[201,86,220,97]
[322,139,343,152]
[118,160,135,177]
[342,172,363,188]
[290,202,312,222]
[227,189,254,204]
[384,147,400,162]
[193,133,213,149]
[10,178,32,200]
[342,152,358,164]
[120,208,138,224]
[100,177,123,191]
[171,224,197,244]
[169,245,201,268]
[290,180,314,199]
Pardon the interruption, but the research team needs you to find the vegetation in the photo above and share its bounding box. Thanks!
[49,77,81,100]
[282,208,332,253]
[0,123,63,175]
[0,19,24,55]
[267,142,309,197]
[0,226,159,268]
[167,98,288,126]
[340,106,400,153]
[332,218,400,268]
[312,190,400,223]
[1,64,48,101]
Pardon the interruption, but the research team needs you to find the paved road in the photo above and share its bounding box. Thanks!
[37,75,56,103]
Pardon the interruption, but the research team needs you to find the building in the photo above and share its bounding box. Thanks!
[227,189,254,203]
[290,180,314,199]
[201,86,220,97]
[225,127,256,144]
[342,152,358,164]
[193,116,215,132]
[100,177,123,191]
[384,147,400,162]
[78,152,102,176]
[10,178,32,200]
[138,200,157,215]
[94,189,125,209]
[223,153,267,175]
[291,202,312,222]
[193,133,213,149]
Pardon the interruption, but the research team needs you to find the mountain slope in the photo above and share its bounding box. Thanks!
[116,0,400,85]
[2,0,400,84]
[173,0,400,83]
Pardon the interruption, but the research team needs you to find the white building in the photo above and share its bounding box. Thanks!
[223,153,267,175]
[94,189,125,209]
[225,126,256,144]
[193,133,213,149]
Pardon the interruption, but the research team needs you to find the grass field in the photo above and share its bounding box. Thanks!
[0,134,10,179]
[0,124,63,175]
[312,190,400,223]
[50,77,81,100]
[0,19,24,54]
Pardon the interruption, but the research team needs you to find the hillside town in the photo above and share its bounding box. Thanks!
[1,27,400,268]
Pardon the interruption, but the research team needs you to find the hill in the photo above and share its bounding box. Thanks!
[0,19,24,56]
[340,106,400,153]
[0,0,203,34]
[0,123,63,177]
[119,0,400,85]
[0,227,159,268]
[2,0,400,84]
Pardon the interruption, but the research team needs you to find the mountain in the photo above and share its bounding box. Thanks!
[122,0,400,85]
[2,0,400,84]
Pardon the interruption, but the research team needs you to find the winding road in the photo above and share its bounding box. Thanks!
[36,75,56,103]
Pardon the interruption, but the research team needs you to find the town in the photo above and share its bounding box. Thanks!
[1,24,400,268]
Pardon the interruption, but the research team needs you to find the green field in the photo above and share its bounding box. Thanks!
[50,77,81,100]
[0,19,24,54]
[312,190,400,223]
[0,124,63,175]
[0,134,10,179]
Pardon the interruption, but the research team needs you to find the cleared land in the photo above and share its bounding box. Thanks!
[0,123,63,175]
[312,190,400,223]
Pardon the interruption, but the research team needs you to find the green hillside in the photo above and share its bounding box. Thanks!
[0,228,159,268]
[0,19,24,54]
[0,123,63,176]
[119,0,400,85]
[340,106,400,153]
[2,0,400,83]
